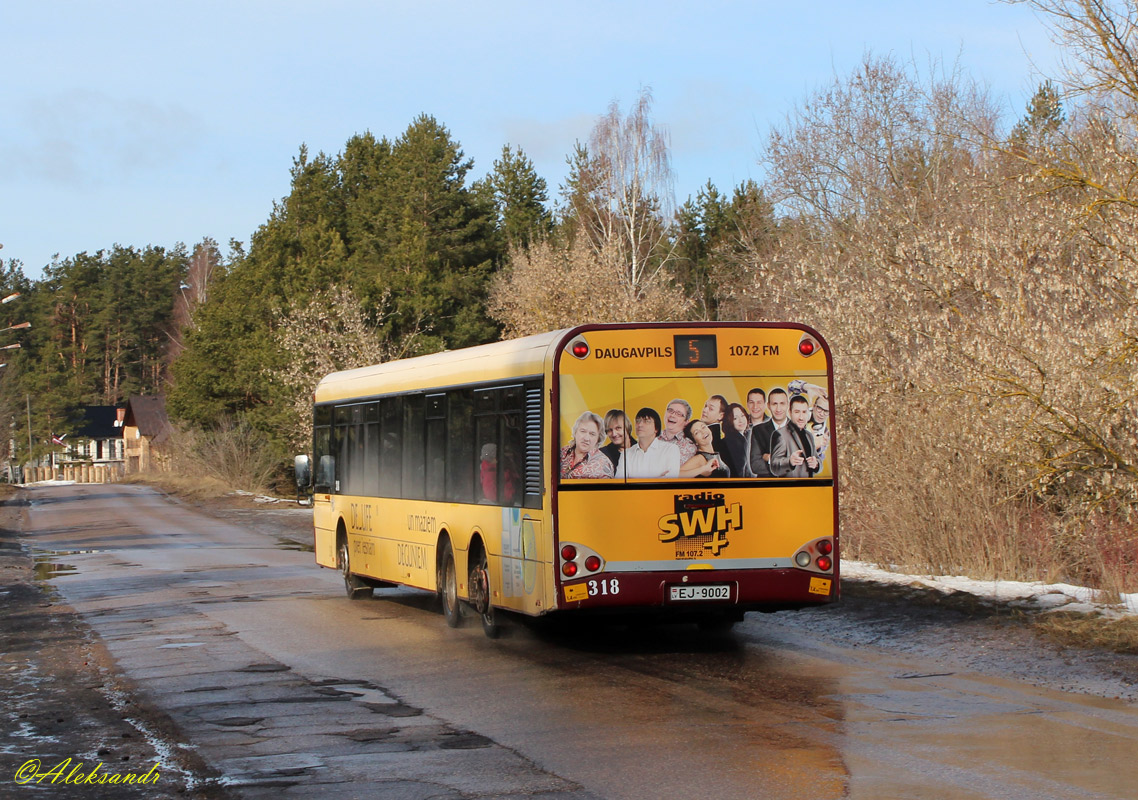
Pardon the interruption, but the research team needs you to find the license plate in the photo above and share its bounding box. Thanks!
[669,584,730,602]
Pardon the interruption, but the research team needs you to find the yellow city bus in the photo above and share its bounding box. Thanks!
[297,323,838,636]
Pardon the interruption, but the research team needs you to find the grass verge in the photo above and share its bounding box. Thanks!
[1033,612,1138,655]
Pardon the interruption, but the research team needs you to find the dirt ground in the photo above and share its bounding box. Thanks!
[2,487,1136,799]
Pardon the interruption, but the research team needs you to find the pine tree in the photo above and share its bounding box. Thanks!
[482,145,552,248]
[362,114,500,351]
[1010,81,1066,149]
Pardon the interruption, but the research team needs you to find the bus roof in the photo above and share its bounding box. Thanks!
[313,328,571,403]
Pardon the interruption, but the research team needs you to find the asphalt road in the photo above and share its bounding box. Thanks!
[4,483,1138,799]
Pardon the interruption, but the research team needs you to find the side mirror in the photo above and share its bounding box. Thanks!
[294,455,311,497]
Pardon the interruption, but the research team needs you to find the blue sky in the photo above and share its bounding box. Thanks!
[1,1,1062,278]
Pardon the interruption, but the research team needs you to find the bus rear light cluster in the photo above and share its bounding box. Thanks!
[792,537,835,574]
[559,541,604,579]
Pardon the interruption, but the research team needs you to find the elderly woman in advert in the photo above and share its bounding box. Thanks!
[680,419,731,478]
[560,411,615,479]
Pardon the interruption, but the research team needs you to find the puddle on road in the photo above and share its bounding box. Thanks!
[33,560,77,580]
[32,549,98,580]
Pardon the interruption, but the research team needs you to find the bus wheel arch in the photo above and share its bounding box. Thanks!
[337,521,372,600]
[437,532,462,627]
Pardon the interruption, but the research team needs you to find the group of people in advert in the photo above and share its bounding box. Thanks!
[559,379,831,481]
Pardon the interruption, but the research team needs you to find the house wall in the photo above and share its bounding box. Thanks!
[122,425,167,473]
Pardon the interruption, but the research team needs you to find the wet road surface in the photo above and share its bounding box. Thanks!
[11,483,1138,799]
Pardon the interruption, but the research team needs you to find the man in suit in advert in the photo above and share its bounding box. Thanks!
[769,394,820,478]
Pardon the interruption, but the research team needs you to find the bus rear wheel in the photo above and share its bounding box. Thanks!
[439,540,462,628]
[469,550,500,639]
[339,537,372,600]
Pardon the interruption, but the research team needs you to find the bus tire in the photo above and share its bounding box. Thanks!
[339,536,372,600]
[439,540,462,628]
[470,549,500,639]
[481,605,500,639]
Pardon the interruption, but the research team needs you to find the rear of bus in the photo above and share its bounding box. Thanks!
[552,323,837,623]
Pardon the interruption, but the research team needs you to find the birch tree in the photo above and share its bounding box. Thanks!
[562,88,680,302]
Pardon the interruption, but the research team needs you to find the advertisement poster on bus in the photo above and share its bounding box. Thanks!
[557,373,833,484]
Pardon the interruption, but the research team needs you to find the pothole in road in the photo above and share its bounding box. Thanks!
[214,716,265,728]
[313,680,424,717]
[275,537,315,552]
[238,663,291,674]
[439,731,494,749]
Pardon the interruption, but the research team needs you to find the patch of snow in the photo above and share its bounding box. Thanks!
[844,561,1138,618]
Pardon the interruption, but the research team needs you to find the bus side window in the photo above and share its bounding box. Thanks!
[475,388,499,504]
[476,429,498,503]
[425,394,446,501]
[403,395,425,500]
[317,455,336,490]
[447,390,474,503]
[314,421,334,492]
[364,403,380,496]
[501,412,523,507]
[379,397,402,498]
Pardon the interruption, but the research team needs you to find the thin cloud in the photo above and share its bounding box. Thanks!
[1,90,201,186]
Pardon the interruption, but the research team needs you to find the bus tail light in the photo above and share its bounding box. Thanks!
[558,541,605,579]
[792,537,835,574]
[569,339,590,359]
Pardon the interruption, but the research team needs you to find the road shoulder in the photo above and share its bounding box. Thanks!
[0,493,233,799]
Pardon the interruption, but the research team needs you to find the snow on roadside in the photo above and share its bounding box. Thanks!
[232,489,309,506]
[844,560,1138,618]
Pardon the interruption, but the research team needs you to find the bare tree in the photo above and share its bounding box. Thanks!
[1005,1,1138,217]
[169,238,222,360]
[734,51,1138,582]
[562,88,680,301]
[270,286,417,450]
[488,237,689,338]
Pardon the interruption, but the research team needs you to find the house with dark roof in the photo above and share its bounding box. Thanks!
[23,405,126,483]
[122,395,174,473]
[58,405,125,472]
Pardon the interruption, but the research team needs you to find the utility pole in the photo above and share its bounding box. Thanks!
[26,394,32,478]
